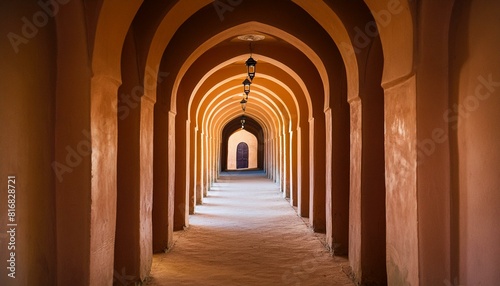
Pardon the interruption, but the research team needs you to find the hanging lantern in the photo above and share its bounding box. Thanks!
[240,98,247,112]
[241,115,246,129]
[242,78,251,96]
[245,56,257,81]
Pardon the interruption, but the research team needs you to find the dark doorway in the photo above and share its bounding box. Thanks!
[236,142,249,169]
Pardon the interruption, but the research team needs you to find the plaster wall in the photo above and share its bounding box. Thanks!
[152,104,172,250]
[227,130,258,170]
[279,133,285,193]
[115,28,154,281]
[384,75,419,286]
[153,76,174,251]
[202,133,210,195]
[87,0,144,283]
[53,1,96,284]
[138,98,154,279]
[89,75,120,286]
[415,1,454,284]
[0,2,57,285]
[325,41,350,257]
[359,38,386,284]
[290,130,298,206]
[195,129,204,204]
[174,103,189,230]
[309,116,327,233]
[297,126,309,217]
[7,2,500,286]
[283,132,291,197]
[115,30,142,278]
[451,1,500,284]
[348,98,362,281]
[168,111,177,230]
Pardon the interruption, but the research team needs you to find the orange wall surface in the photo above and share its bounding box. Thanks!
[451,1,500,284]
[0,2,57,285]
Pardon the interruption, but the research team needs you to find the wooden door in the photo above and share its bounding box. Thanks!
[236,142,249,169]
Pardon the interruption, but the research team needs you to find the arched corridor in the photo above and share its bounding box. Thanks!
[1,1,500,286]
[146,171,353,285]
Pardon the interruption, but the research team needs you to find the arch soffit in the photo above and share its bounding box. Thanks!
[292,0,359,103]
[215,111,271,144]
[208,99,278,139]
[193,72,297,133]
[91,1,406,110]
[92,0,143,81]
[169,22,327,117]
[196,86,289,136]
[188,56,299,126]
[223,117,265,140]
[193,66,299,131]
[209,100,274,134]
[198,80,292,140]
[91,2,362,125]
[188,54,296,117]
[194,75,288,127]
[141,0,213,101]
[363,0,415,86]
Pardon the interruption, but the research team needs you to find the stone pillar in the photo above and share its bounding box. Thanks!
[203,133,210,195]
[348,97,362,279]
[153,102,172,251]
[384,75,419,286]
[89,76,120,285]
[186,120,194,215]
[281,131,288,197]
[297,126,309,217]
[138,97,154,279]
[290,130,298,206]
[325,108,334,247]
[309,114,326,232]
[195,128,203,205]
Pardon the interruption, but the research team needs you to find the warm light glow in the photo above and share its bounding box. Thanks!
[227,129,258,170]
[240,98,247,112]
[243,78,251,95]
[245,57,257,80]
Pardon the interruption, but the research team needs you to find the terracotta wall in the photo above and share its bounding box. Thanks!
[115,28,142,280]
[0,2,57,285]
[345,13,386,285]
[153,65,173,252]
[451,1,500,284]
[325,57,350,256]
[384,76,419,286]
[54,0,99,283]
[359,36,386,284]
[415,1,454,284]
[173,87,190,230]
